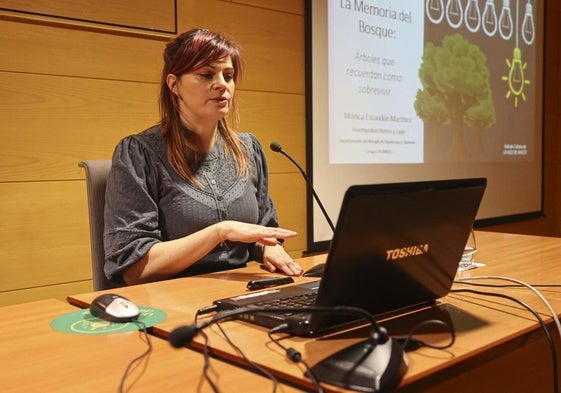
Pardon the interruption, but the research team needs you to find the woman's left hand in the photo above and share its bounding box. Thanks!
[262,243,303,276]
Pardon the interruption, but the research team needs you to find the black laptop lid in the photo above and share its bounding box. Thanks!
[308,178,486,333]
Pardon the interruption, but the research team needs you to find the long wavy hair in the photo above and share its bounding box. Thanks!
[159,29,248,186]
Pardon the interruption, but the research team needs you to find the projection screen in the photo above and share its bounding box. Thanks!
[306,0,544,250]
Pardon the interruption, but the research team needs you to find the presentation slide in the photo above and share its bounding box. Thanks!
[307,0,544,249]
[329,2,425,164]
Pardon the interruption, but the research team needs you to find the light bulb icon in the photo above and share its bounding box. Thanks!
[482,0,498,36]
[426,0,445,24]
[498,0,513,40]
[501,48,531,107]
[465,0,481,33]
[445,0,463,29]
[521,1,535,45]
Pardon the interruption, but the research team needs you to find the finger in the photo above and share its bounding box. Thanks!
[260,227,297,239]
[262,260,277,273]
[279,260,303,276]
[289,261,303,276]
[274,229,298,238]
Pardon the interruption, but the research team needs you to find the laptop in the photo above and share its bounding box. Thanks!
[213,178,487,336]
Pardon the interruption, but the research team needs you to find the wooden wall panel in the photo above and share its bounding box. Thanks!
[232,0,304,15]
[0,0,308,306]
[0,72,160,182]
[0,181,90,291]
[0,19,166,81]
[0,0,176,32]
[269,173,306,254]
[0,75,302,180]
[178,0,305,94]
[237,90,306,174]
[0,281,93,306]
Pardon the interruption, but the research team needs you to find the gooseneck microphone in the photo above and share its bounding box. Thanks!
[270,142,335,233]
[168,306,408,392]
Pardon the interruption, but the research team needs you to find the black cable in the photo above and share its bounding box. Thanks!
[195,305,281,392]
[194,306,220,392]
[200,329,220,393]
[451,288,558,393]
[196,304,219,320]
[214,321,281,392]
[395,319,455,352]
[118,320,153,393]
[267,325,325,393]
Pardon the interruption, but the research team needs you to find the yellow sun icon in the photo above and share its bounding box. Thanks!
[501,47,531,107]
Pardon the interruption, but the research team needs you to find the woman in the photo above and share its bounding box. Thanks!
[104,29,301,285]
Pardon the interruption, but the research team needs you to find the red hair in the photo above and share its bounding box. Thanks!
[159,29,248,185]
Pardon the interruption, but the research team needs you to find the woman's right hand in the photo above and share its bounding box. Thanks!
[215,221,297,246]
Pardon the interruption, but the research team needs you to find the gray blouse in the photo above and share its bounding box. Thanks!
[103,125,279,284]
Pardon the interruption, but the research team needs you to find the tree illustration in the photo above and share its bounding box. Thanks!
[414,89,449,152]
[415,33,494,159]
[465,94,496,154]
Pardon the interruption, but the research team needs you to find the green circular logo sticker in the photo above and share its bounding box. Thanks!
[51,306,167,335]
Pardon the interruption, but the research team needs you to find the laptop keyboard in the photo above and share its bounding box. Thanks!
[253,291,317,309]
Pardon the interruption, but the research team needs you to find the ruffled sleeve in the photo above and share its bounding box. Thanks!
[103,135,162,284]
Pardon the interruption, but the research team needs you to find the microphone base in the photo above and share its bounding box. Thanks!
[307,338,408,392]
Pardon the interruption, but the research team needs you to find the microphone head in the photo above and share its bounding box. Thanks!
[270,141,283,152]
[168,325,199,348]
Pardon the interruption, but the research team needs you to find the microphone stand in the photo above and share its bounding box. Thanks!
[270,142,335,232]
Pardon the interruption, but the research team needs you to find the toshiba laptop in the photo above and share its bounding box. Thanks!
[213,178,487,336]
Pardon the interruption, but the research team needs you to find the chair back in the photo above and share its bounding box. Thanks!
[79,160,122,290]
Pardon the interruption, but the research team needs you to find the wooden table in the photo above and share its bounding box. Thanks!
[67,231,561,392]
[0,299,302,392]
